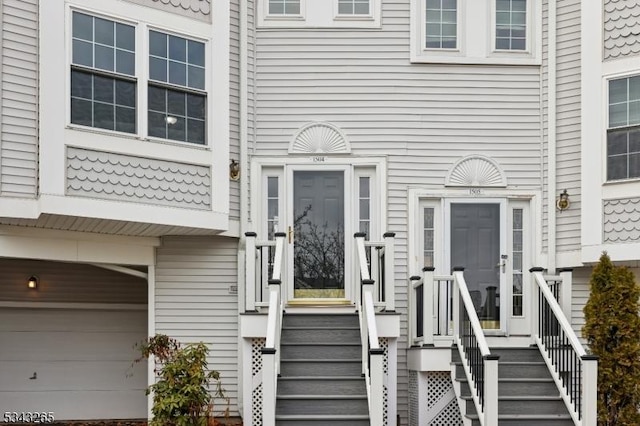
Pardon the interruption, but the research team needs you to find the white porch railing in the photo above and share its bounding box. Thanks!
[246,232,285,426]
[451,269,498,426]
[409,267,455,345]
[530,268,597,426]
[355,232,385,426]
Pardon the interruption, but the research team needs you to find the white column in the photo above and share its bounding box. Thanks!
[582,355,598,426]
[559,268,573,323]
[384,232,396,311]
[483,355,500,426]
[423,267,435,345]
[245,232,257,311]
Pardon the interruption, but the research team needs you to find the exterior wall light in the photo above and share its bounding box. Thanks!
[230,159,240,180]
[556,189,570,211]
[27,275,38,289]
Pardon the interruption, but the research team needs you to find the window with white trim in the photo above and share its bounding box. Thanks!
[607,76,640,181]
[258,0,380,28]
[495,0,527,51]
[338,0,370,15]
[423,206,435,268]
[71,12,137,133]
[269,0,300,15]
[70,10,208,145]
[411,0,540,64]
[511,208,524,316]
[425,0,457,49]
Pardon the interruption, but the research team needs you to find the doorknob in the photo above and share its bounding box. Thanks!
[288,226,294,244]
[497,255,508,272]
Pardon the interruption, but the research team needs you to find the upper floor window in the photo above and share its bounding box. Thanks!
[607,76,640,181]
[495,0,526,50]
[269,0,300,15]
[411,0,540,65]
[71,12,136,133]
[338,0,370,15]
[425,0,457,49]
[70,11,208,145]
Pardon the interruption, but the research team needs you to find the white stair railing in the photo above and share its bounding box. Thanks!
[260,233,286,426]
[530,268,597,426]
[244,232,282,311]
[409,267,456,346]
[451,269,498,426]
[354,232,384,426]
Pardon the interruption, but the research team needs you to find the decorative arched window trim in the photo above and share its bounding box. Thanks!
[445,155,507,187]
[288,122,351,155]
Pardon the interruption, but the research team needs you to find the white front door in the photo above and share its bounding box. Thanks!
[447,200,507,333]
[286,166,352,301]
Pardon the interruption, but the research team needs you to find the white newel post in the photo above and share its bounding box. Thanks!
[383,232,396,311]
[370,349,385,426]
[409,275,421,345]
[422,267,435,345]
[559,268,573,323]
[582,355,598,426]
[529,267,544,339]
[244,232,257,311]
[483,355,500,426]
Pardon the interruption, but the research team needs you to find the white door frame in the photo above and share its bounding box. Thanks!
[251,156,387,306]
[286,164,353,302]
[444,198,508,334]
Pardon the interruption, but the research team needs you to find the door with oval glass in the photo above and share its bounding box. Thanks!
[287,167,351,301]
[449,201,506,332]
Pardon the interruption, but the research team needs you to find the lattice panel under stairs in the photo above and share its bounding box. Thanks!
[408,371,462,426]
[427,372,462,426]
[251,338,265,426]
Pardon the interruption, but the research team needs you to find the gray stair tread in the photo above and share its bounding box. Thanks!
[276,415,369,420]
[281,342,361,345]
[278,376,364,382]
[277,395,367,399]
[282,358,359,362]
[462,395,562,401]
[467,414,572,420]
[283,326,360,330]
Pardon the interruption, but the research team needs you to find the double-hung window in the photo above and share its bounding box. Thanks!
[70,11,207,145]
[425,0,457,49]
[71,12,136,133]
[338,0,370,16]
[495,0,527,51]
[269,0,300,15]
[148,31,206,145]
[607,76,640,181]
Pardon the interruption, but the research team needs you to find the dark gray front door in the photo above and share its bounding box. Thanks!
[292,170,345,298]
[451,203,501,330]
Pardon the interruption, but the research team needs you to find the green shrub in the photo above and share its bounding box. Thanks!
[136,334,225,426]
[583,253,640,425]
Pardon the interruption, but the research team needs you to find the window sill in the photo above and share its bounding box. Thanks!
[410,53,541,66]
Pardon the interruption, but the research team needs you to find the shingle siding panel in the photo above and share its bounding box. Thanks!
[122,0,211,22]
[604,0,640,60]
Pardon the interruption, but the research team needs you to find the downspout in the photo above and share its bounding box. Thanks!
[548,0,557,273]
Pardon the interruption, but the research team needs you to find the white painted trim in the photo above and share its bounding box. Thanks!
[410,0,541,65]
[0,301,146,310]
[507,199,532,335]
[257,0,381,28]
[580,0,604,251]
[147,263,156,420]
[547,0,557,272]
[91,263,149,279]
[0,227,158,265]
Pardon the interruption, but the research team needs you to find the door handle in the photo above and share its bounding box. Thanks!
[288,226,294,244]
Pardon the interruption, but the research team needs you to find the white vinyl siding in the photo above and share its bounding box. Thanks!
[555,0,581,252]
[1,0,39,197]
[230,0,241,221]
[252,0,542,419]
[155,236,240,415]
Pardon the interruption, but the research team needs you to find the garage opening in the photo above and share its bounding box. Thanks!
[0,259,148,420]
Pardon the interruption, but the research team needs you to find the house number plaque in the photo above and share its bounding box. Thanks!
[311,156,326,162]
[469,188,483,196]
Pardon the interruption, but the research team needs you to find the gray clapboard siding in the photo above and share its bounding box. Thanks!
[1,0,38,198]
[571,267,591,344]
[155,236,240,415]
[555,0,581,252]
[253,0,543,420]
[229,0,240,222]
[0,258,147,304]
[604,0,640,60]
[123,0,211,22]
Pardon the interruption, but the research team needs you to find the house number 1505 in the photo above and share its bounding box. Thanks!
[469,188,483,196]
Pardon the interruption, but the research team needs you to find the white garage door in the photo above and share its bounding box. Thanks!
[0,307,148,420]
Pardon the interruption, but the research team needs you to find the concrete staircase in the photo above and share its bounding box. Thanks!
[276,313,369,426]
[453,346,574,426]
